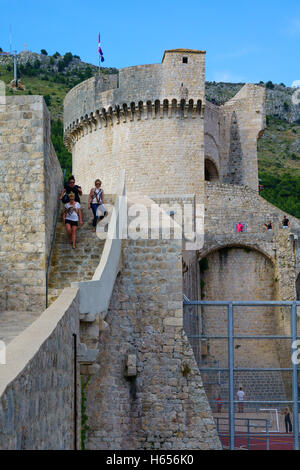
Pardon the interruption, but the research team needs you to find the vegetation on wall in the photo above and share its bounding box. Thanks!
[50,119,72,181]
[81,376,91,450]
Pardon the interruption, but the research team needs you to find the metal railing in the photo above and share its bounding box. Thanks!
[183,299,300,450]
[46,169,66,308]
[215,417,271,450]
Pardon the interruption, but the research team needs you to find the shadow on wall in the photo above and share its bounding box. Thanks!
[205,158,219,182]
[226,111,243,185]
[297,273,300,300]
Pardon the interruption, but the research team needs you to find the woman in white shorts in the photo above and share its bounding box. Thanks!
[88,179,108,231]
[63,192,83,249]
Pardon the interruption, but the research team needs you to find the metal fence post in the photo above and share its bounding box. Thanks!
[247,419,250,450]
[266,420,270,450]
[291,301,299,450]
[228,302,235,450]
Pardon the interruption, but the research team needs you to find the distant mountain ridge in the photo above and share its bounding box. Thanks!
[1,50,299,123]
[0,49,118,78]
[206,82,300,123]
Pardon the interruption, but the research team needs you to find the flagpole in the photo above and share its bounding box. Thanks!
[98,32,101,76]
[98,32,104,76]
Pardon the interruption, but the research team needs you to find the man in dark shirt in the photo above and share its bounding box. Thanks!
[282,216,290,229]
[60,175,82,203]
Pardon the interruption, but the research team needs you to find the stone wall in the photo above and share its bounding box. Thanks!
[189,182,300,405]
[204,102,221,178]
[83,236,221,450]
[71,114,205,197]
[64,49,206,199]
[204,181,300,236]
[0,96,63,311]
[64,50,206,130]
[64,51,265,204]
[220,84,266,190]
[199,247,288,402]
[0,288,80,450]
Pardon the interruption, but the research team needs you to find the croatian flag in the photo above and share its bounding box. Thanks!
[98,33,104,63]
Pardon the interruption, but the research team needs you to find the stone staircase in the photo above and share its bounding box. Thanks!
[47,194,115,305]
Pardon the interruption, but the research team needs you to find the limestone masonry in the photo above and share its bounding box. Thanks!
[0,48,300,450]
[64,49,264,196]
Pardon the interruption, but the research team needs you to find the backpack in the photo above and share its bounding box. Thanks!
[93,188,103,204]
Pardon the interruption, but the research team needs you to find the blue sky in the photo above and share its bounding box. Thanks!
[0,0,299,85]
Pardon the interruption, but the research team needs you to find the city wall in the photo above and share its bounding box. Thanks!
[185,182,300,403]
[84,235,221,450]
[0,288,80,450]
[0,96,63,311]
[64,50,206,197]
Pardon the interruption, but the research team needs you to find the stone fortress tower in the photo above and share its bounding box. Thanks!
[64,49,300,412]
[64,49,265,198]
[1,49,300,450]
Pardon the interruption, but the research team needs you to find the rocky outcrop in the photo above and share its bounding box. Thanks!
[0,50,118,75]
[206,81,300,123]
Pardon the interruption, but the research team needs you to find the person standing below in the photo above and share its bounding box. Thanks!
[60,175,82,203]
[237,387,245,413]
[281,407,293,433]
[216,394,222,413]
[264,221,273,232]
[236,222,244,233]
[88,179,108,231]
[282,215,290,229]
[63,192,83,249]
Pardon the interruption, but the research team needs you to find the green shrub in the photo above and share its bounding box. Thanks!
[44,94,51,106]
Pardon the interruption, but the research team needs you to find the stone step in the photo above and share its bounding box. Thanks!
[47,193,117,306]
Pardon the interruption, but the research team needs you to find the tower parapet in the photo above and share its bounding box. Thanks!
[64,49,265,195]
[64,50,206,196]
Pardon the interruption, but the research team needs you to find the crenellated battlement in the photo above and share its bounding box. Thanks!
[64,48,265,195]
[64,98,204,150]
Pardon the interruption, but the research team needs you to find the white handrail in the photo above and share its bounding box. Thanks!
[78,170,126,321]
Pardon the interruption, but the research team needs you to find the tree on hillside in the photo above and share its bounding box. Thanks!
[266,81,275,90]
[44,95,51,107]
[41,49,48,55]
[33,59,41,69]
[51,119,72,180]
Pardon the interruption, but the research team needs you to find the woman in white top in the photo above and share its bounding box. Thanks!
[63,192,83,249]
[88,179,108,231]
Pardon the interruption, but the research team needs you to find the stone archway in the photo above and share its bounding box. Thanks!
[205,158,219,181]
[197,245,286,406]
[200,246,275,302]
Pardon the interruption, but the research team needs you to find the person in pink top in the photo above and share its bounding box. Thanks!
[236,222,244,233]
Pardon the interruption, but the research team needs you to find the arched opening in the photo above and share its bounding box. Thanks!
[296,273,300,300]
[195,246,286,406]
[205,158,219,181]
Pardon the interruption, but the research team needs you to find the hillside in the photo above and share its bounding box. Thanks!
[0,50,117,181]
[0,50,300,216]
